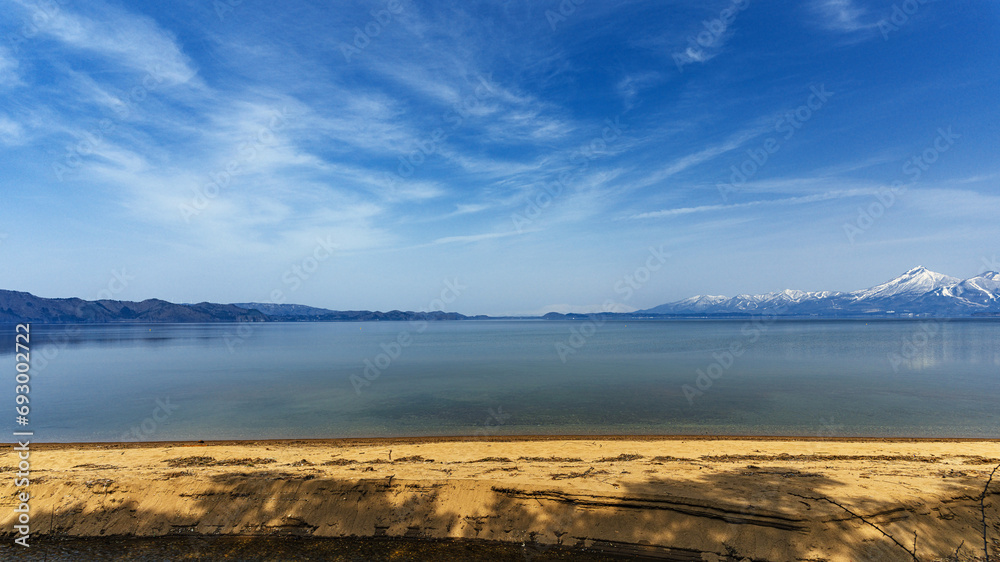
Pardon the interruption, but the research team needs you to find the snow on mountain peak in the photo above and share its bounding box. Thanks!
[676,295,728,307]
[851,267,960,301]
[639,267,1000,316]
[960,272,1000,294]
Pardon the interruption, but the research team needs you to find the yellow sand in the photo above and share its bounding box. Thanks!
[2,437,998,561]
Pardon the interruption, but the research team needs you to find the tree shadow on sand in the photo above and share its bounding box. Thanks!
[495,463,999,561]
[7,457,999,561]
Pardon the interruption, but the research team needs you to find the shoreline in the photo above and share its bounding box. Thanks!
[13,434,1000,449]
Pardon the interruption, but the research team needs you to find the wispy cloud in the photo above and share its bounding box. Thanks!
[811,0,880,36]
[0,114,24,145]
[431,230,523,245]
[0,47,20,88]
[432,203,491,220]
[628,190,872,219]
[616,71,663,109]
[668,0,752,70]
[631,126,769,190]
[8,0,199,85]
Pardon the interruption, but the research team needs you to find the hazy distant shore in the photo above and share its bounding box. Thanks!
[4,265,1000,324]
[4,437,997,561]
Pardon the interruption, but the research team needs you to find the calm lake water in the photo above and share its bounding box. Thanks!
[2,319,998,441]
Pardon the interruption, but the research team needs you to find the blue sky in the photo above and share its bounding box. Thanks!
[0,0,997,315]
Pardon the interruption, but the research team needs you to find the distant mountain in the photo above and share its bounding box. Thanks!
[0,291,470,323]
[6,266,998,324]
[0,290,268,324]
[232,302,469,322]
[231,302,336,317]
[639,267,1000,317]
[851,267,959,301]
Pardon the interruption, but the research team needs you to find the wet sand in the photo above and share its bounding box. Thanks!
[2,436,998,561]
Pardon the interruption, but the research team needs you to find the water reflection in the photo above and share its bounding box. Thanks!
[0,324,236,359]
[0,320,997,441]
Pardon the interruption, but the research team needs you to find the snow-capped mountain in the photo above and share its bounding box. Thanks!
[849,266,960,301]
[640,267,1000,317]
[936,272,1000,305]
[664,295,729,312]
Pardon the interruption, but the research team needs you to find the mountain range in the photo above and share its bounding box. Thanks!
[0,290,269,324]
[637,266,1000,317]
[0,291,470,324]
[230,302,472,322]
[2,267,998,323]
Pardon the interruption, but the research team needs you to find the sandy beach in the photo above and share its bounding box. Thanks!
[2,436,998,561]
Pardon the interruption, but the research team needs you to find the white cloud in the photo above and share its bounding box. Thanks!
[674,46,715,67]
[665,1,755,70]
[10,0,198,85]
[726,176,885,195]
[0,115,25,146]
[0,47,20,87]
[616,72,663,109]
[631,126,768,190]
[812,0,879,34]
[629,190,872,219]
[451,203,489,216]
[431,230,522,245]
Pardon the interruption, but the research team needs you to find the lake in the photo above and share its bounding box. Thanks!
[2,319,998,442]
